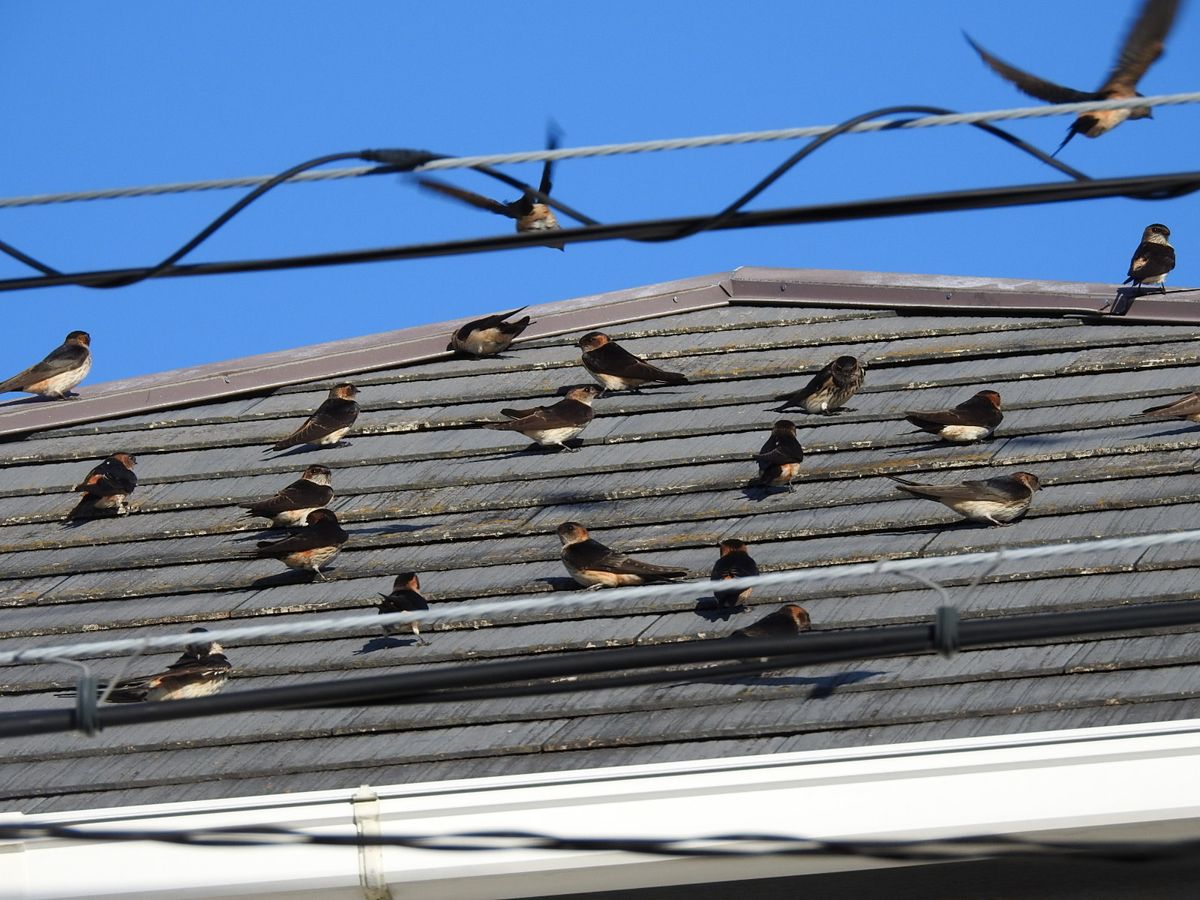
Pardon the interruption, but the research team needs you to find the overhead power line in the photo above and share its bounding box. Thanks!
[1,92,1197,209]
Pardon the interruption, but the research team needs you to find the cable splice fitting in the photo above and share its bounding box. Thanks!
[74,672,100,736]
[933,606,961,659]
[358,149,446,171]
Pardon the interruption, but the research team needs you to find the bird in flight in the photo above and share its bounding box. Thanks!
[964,0,1182,153]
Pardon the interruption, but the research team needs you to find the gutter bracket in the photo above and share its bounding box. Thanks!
[352,785,394,900]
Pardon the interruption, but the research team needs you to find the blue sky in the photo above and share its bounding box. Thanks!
[2,1,1197,385]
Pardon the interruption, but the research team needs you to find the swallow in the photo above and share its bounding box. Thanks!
[448,306,536,357]
[711,539,759,609]
[268,383,360,453]
[240,465,334,526]
[0,330,91,400]
[1123,223,1175,292]
[904,390,1003,443]
[557,522,689,589]
[965,0,1182,154]
[378,571,430,645]
[66,452,137,520]
[577,332,688,394]
[104,628,232,703]
[482,384,602,451]
[418,126,564,250]
[748,420,805,493]
[889,471,1042,525]
[775,356,865,414]
[1140,391,1200,422]
[255,508,348,579]
[729,604,812,639]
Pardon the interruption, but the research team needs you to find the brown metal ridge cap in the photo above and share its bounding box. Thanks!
[0,272,732,439]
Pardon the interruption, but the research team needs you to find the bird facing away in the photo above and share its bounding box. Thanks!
[0,330,91,400]
[66,452,137,521]
[255,508,349,579]
[1140,390,1200,422]
[448,306,536,357]
[775,356,865,414]
[711,539,760,609]
[964,0,1182,154]
[557,522,689,589]
[1124,223,1175,292]
[577,332,689,394]
[482,384,602,451]
[889,472,1042,525]
[418,127,564,250]
[748,420,805,493]
[240,465,334,527]
[729,604,812,640]
[905,390,1003,443]
[378,571,431,645]
[103,628,232,703]
[268,383,360,453]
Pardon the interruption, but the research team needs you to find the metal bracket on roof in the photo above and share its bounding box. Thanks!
[352,785,395,900]
[1100,287,1139,317]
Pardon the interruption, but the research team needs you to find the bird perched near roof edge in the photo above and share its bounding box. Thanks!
[0,330,91,400]
[267,383,360,453]
[577,332,688,394]
[1123,223,1175,293]
[448,307,535,357]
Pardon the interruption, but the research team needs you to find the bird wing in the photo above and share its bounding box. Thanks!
[711,554,759,581]
[0,342,88,393]
[778,366,833,405]
[73,459,136,495]
[1127,241,1176,279]
[586,343,686,382]
[1142,392,1200,418]
[1101,0,1180,92]
[256,527,339,557]
[417,178,513,217]
[452,307,529,343]
[568,539,685,577]
[487,401,590,432]
[379,590,429,614]
[539,124,560,197]
[242,479,333,516]
[895,477,1029,503]
[964,33,1094,103]
[754,433,803,466]
[272,399,357,451]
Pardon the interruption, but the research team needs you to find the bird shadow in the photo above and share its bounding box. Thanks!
[249,570,322,589]
[347,522,432,537]
[540,576,589,592]
[741,484,790,503]
[265,442,353,459]
[0,395,66,409]
[1134,423,1197,439]
[353,635,416,655]
[885,436,983,457]
[475,441,583,462]
[701,669,885,699]
[693,598,745,623]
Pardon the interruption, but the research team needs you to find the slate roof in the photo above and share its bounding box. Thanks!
[3,266,1200,815]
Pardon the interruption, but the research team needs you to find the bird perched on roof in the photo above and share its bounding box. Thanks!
[240,465,334,527]
[1140,390,1200,422]
[268,383,360,453]
[448,307,535,357]
[748,420,805,493]
[66,452,137,521]
[775,356,865,414]
[577,332,688,394]
[729,604,812,639]
[964,0,1182,154]
[889,472,1041,525]
[103,628,232,703]
[255,508,348,579]
[557,522,689,589]
[0,330,91,400]
[378,571,431,645]
[904,390,1003,443]
[418,126,565,250]
[1123,223,1175,293]
[711,539,759,610]
[482,384,602,452]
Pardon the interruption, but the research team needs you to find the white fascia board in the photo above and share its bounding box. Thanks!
[6,719,1200,900]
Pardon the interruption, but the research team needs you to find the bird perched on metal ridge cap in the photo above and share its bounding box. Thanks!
[448,306,536,357]
[0,330,91,400]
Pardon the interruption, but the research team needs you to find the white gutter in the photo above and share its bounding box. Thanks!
[5,719,1200,900]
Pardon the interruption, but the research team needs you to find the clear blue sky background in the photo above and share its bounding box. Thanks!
[2,1,1197,386]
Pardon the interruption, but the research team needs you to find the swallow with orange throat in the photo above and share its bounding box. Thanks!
[66,452,137,521]
[775,356,865,414]
[557,522,689,589]
[577,331,688,395]
[102,628,232,703]
[1124,223,1175,293]
[255,508,348,579]
[748,420,805,493]
[0,330,91,400]
[419,125,565,250]
[240,465,334,527]
[890,471,1042,525]
[448,306,536,357]
[268,383,360,453]
[965,0,1182,154]
[711,539,760,609]
[482,384,602,451]
[905,390,1003,442]
[378,571,431,645]
[730,604,812,639]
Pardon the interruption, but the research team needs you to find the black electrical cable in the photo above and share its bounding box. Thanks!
[4,599,1200,740]
[0,168,1196,294]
